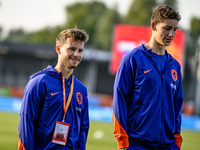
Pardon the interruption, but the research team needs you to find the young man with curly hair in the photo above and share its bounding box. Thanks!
[113,4,183,150]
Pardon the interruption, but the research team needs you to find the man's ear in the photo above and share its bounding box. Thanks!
[151,21,157,31]
[56,45,60,54]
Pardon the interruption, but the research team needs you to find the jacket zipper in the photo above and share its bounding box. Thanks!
[147,53,174,144]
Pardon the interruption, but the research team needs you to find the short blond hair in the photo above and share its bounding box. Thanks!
[151,4,181,24]
[56,27,89,46]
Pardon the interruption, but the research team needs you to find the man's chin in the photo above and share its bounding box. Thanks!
[165,43,171,46]
[68,63,79,69]
[163,41,172,46]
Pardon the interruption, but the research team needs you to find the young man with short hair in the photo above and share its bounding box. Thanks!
[18,27,90,150]
[113,4,183,150]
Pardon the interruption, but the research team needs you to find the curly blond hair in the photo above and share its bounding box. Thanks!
[151,4,181,24]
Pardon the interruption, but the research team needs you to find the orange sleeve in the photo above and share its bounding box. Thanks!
[18,137,26,150]
[112,112,129,149]
[174,134,183,149]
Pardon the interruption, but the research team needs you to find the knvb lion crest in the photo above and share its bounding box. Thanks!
[171,69,177,81]
[76,92,83,104]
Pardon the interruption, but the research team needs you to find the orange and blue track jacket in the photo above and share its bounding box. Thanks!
[18,65,89,150]
[113,45,183,149]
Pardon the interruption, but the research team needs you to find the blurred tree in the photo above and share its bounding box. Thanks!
[5,26,65,45]
[94,6,121,50]
[190,17,200,38]
[8,1,120,50]
[124,0,157,25]
[23,26,65,44]
[187,17,200,57]
[65,1,109,47]
[5,28,25,43]
[163,0,177,9]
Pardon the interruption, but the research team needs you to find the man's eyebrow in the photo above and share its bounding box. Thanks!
[69,46,84,51]
[165,25,178,29]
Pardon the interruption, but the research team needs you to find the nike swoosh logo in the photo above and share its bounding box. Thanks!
[51,92,59,96]
[144,69,152,74]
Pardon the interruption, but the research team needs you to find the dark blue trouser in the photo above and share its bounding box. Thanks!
[127,142,180,150]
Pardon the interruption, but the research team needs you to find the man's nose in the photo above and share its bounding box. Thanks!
[169,30,175,37]
[74,49,81,56]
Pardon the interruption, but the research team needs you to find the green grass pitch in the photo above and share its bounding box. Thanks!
[0,112,200,150]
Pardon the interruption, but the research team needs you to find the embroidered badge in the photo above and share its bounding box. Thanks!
[76,92,83,104]
[171,69,177,81]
